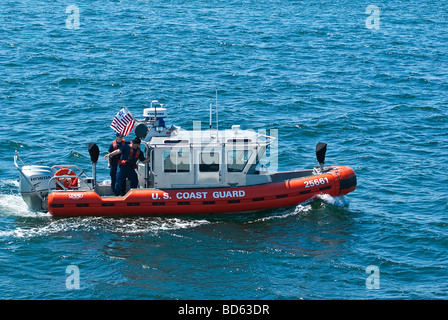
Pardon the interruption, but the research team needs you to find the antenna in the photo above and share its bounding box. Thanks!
[209,103,212,130]
[154,101,157,123]
[150,100,158,125]
[215,88,219,132]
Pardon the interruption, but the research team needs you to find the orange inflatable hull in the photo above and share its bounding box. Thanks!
[48,166,356,216]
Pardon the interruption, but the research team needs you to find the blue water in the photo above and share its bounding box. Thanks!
[1,0,447,299]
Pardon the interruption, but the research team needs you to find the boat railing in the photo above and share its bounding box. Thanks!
[256,132,276,146]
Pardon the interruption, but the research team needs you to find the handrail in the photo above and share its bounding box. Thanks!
[50,165,93,191]
[51,164,89,178]
[48,174,93,192]
[14,150,27,167]
[256,133,276,146]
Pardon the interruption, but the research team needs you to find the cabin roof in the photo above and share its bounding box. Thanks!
[148,126,274,147]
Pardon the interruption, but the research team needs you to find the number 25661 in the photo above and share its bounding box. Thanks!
[304,177,329,188]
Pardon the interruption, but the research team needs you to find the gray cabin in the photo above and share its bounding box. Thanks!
[135,101,276,190]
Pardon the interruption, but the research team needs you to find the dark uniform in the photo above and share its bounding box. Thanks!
[108,138,127,192]
[114,143,146,196]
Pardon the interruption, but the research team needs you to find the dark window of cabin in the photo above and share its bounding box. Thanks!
[163,150,190,173]
[199,151,220,172]
[227,150,252,172]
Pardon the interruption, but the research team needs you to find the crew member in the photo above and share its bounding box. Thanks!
[107,133,128,192]
[104,137,150,196]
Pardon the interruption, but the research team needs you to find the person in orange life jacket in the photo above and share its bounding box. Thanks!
[104,137,150,196]
[107,133,129,192]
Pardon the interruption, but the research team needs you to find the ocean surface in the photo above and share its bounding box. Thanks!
[0,0,447,300]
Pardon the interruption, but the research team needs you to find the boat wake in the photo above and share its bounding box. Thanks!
[0,179,44,218]
[314,193,350,208]
[0,179,211,239]
[100,217,211,235]
[0,194,50,218]
[0,216,211,239]
[250,194,349,223]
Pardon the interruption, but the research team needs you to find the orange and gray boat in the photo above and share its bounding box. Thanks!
[15,101,356,216]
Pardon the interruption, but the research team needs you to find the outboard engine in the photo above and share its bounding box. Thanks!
[18,165,55,211]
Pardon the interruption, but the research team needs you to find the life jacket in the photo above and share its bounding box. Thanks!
[118,146,141,168]
[112,139,126,150]
[110,139,126,162]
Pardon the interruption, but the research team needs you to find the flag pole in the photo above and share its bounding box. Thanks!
[120,91,135,121]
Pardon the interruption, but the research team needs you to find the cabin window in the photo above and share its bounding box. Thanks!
[199,151,220,172]
[163,150,190,173]
[227,150,252,172]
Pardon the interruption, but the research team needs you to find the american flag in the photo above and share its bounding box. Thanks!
[110,107,135,136]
